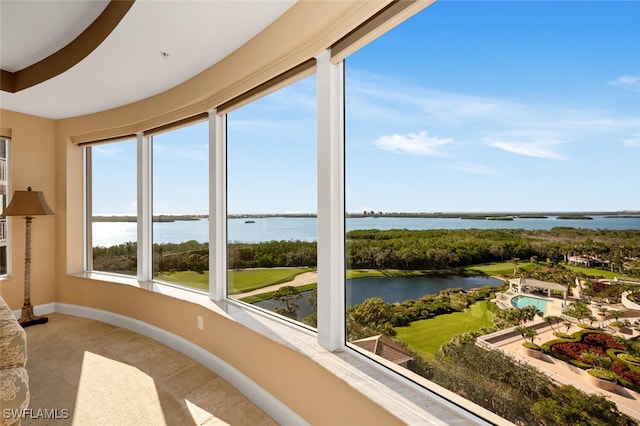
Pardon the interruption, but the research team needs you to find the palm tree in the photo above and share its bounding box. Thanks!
[515,325,538,347]
[512,257,520,275]
[544,315,560,333]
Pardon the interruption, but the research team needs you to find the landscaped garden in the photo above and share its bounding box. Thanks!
[538,326,640,393]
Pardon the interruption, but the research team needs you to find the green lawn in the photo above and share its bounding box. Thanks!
[466,261,536,277]
[155,271,210,291]
[394,300,495,359]
[228,268,312,294]
[240,283,317,304]
[155,267,312,294]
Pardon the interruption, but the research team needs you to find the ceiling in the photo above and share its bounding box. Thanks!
[0,0,297,119]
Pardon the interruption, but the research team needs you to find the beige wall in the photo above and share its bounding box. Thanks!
[0,2,436,423]
[0,109,56,308]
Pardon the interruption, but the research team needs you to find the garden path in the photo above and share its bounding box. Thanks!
[229,271,318,299]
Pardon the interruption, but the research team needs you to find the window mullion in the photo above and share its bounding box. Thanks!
[83,147,92,271]
[210,110,227,301]
[316,49,345,351]
[137,133,153,282]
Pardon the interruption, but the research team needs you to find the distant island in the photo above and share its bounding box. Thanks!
[93,214,207,223]
[92,211,639,222]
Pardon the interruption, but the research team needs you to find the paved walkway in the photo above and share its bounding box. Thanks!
[490,321,640,422]
[229,271,318,299]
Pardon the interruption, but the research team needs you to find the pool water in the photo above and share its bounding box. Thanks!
[511,295,549,315]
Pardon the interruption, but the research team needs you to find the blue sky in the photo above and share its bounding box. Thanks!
[93,1,640,215]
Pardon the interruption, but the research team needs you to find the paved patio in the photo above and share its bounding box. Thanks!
[485,318,640,422]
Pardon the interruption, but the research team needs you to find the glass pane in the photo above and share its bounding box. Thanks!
[90,138,138,276]
[152,121,209,290]
[227,76,318,328]
[345,2,640,424]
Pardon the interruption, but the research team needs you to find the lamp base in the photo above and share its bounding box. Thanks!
[18,305,48,328]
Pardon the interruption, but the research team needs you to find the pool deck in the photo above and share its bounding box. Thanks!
[481,296,640,422]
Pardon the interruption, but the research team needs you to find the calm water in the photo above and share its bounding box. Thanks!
[347,275,503,305]
[92,215,640,246]
[253,275,503,320]
[511,295,550,315]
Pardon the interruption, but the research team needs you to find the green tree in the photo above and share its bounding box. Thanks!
[532,385,636,426]
[272,285,302,319]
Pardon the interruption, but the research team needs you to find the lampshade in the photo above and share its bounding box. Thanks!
[2,187,54,217]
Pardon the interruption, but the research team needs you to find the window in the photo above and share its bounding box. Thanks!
[151,121,209,290]
[345,1,640,424]
[86,138,138,277]
[0,137,9,275]
[226,75,318,327]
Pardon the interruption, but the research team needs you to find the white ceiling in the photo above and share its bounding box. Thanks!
[0,0,297,119]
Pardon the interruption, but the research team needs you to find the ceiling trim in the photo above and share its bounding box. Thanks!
[0,0,134,93]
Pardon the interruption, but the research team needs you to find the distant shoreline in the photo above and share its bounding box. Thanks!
[92,211,640,223]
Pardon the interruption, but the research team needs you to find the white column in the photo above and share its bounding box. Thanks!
[210,110,227,301]
[316,49,345,351]
[137,132,153,282]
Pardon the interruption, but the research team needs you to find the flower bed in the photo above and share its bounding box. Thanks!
[544,330,640,392]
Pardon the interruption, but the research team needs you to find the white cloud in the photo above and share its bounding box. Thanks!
[375,131,453,156]
[446,161,498,175]
[483,137,566,160]
[608,75,640,92]
[623,133,640,148]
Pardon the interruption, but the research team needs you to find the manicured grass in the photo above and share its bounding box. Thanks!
[228,268,312,294]
[346,269,425,279]
[394,300,495,359]
[155,271,210,291]
[240,283,317,304]
[466,261,536,277]
[155,267,312,294]
[562,265,628,279]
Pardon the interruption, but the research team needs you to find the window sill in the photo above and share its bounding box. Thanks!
[70,271,502,425]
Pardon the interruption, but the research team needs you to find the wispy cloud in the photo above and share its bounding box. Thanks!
[623,133,640,148]
[375,131,452,156]
[94,145,127,158]
[483,137,566,160]
[154,143,208,162]
[445,161,498,175]
[608,75,640,92]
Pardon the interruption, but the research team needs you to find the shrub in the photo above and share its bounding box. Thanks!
[587,368,618,382]
[611,360,640,387]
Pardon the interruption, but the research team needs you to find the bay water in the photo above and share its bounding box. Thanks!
[93,215,640,247]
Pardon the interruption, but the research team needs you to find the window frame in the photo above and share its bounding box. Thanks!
[0,136,11,278]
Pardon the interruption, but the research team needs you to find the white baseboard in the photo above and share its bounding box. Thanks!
[51,303,308,426]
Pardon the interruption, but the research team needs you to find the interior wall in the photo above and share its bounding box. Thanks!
[0,109,56,308]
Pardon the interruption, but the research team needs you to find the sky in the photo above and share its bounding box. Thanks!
[93,1,640,215]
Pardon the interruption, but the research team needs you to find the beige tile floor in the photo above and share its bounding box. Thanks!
[22,314,278,426]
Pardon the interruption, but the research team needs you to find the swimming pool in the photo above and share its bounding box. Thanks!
[511,295,549,315]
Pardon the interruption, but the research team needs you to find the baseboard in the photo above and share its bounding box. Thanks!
[11,302,55,319]
[52,302,308,426]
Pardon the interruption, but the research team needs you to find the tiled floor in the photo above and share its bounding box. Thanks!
[23,313,278,426]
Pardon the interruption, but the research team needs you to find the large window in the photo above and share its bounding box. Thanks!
[86,138,138,276]
[79,2,640,423]
[152,121,209,290]
[226,75,318,327]
[345,2,640,424]
[0,137,9,275]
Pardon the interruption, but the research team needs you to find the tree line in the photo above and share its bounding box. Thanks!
[92,227,640,275]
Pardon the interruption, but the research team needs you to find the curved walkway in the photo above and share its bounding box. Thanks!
[229,271,318,299]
